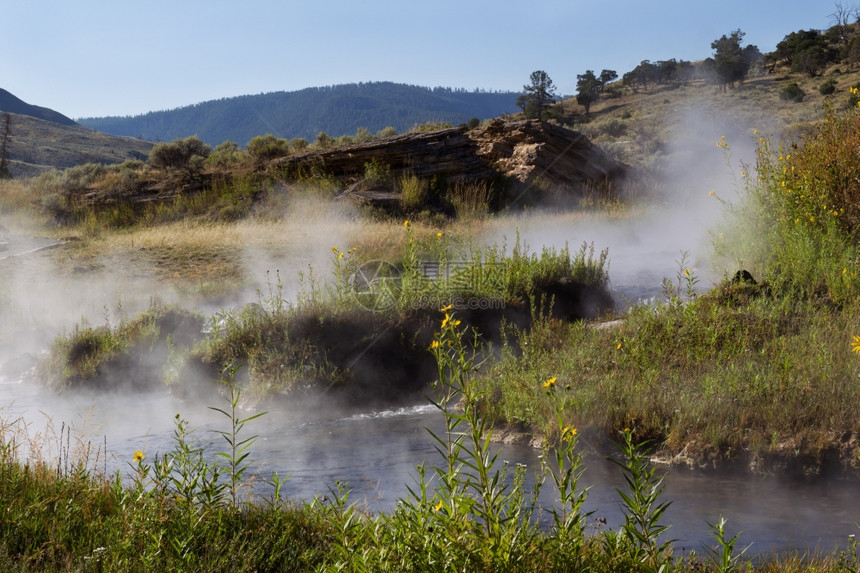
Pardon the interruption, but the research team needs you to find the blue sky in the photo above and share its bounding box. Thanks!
[1,1,832,119]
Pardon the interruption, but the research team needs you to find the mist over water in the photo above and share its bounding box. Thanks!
[480,100,760,307]
[1,101,854,557]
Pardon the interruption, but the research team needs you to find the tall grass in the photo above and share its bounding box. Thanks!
[449,180,495,219]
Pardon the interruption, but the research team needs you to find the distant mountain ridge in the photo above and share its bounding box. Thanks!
[0,88,77,126]
[79,82,522,146]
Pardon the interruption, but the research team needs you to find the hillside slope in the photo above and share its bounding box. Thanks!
[79,82,521,146]
[552,63,858,169]
[3,112,153,178]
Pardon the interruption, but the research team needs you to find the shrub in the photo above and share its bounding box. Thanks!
[354,126,375,143]
[363,158,391,184]
[779,83,805,102]
[119,159,145,170]
[206,140,246,169]
[727,106,860,303]
[412,121,454,133]
[313,131,334,149]
[216,204,243,222]
[40,192,67,219]
[819,78,837,95]
[289,137,309,153]
[148,136,211,178]
[377,126,397,138]
[601,118,627,137]
[98,163,143,196]
[246,134,289,163]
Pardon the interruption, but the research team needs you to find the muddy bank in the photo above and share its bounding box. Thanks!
[490,421,860,480]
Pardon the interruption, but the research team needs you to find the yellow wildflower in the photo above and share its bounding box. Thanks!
[331,246,339,254]
[440,304,453,312]
[708,190,715,197]
[133,451,145,463]
[338,252,344,259]
[434,500,444,512]
[852,336,860,354]
[441,313,460,329]
[429,340,440,350]
[617,342,622,350]
[436,232,443,238]
[561,426,578,442]
[683,268,691,277]
[542,377,557,389]
[403,220,410,227]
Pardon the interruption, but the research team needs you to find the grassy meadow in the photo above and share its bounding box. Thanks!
[3,56,860,569]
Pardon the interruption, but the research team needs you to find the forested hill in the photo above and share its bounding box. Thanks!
[79,82,521,146]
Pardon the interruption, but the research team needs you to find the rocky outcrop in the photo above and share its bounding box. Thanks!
[71,119,628,211]
[469,119,627,187]
[272,118,627,201]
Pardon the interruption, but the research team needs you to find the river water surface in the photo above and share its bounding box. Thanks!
[1,372,858,559]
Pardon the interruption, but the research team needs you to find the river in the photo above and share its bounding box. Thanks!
[1,372,857,558]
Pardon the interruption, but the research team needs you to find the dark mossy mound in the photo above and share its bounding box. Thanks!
[187,277,614,409]
[35,306,205,392]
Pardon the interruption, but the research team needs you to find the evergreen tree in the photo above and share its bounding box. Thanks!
[709,30,759,91]
[576,70,601,115]
[518,70,557,119]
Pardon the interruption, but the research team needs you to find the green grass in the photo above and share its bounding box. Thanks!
[476,290,860,469]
